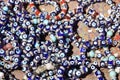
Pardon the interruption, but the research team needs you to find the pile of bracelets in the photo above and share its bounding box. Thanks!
[0,0,120,80]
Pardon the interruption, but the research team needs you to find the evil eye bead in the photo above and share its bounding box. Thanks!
[62,60,69,67]
[91,21,97,28]
[91,65,96,70]
[0,49,5,55]
[100,61,106,67]
[57,69,63,74]
[115,60,120,66]
[81,54,86,60]
[59,52,65,58]
[27,72,32,77]
[93,61,98,66]
[22,60,27,65]
[68,69,73,77]
[48,71,54,76]
[95,70,102,76]
[97,53,103,59]
[4,56,10,61]
[25,46,31,51]
[70,59,75,65]
[75,70,81,77]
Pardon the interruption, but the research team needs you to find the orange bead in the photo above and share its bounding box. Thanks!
[62,9,67,13]
[35,9,41,16]
[46,14,50,20]
[55,15,61,20]
[60,0,65,5]
[29,3,35,8]
[113,34,120,41]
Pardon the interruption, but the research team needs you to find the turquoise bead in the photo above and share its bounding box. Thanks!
[35,42,39,48]
[109,70,116,78]
[89,50,95,58]
[50,34,56,42]
[102,57,108,62]
[43,20,49,25]
[107,30,113,37]
[109,55,116,61]
[3,6,8,11]
[33,19,38,24]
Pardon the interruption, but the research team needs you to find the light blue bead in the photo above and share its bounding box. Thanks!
[33,19,38,24]
[43,20,49,25]
[109,70,116,78]
[50,34,56,42]
[89,50,95,58]
[35,42,40,48]
[107,30,113,37]
[3,6,8,11]
[109,55,116,61]
[102,57,108,62]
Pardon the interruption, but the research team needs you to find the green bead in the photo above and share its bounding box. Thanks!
[33,19,38,24]
[43,20,49,25]
[109,55,116,61]
[3,6,8,11]
[109,70,117,78]
[50,34,56,42]
[107,30,113,37]
[89,50,95,58]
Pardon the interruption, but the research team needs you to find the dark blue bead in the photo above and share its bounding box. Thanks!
[80,54,86,60]
[80,47,86,53]
[95,70,101,76]
[77,7,83,13]
[115,59,120,66]
[98,77,104,80]
[104,50,110,56]
[107,38,113,45]
[85,41,91,47]
[40,13,45,19]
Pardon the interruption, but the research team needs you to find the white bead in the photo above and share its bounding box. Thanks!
[0,72,4,79]
[115,67,120,73]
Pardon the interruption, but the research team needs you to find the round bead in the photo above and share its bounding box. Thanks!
[109,70,117,78]
[3,6,8,11]
[109,55,116,61]
[89,50,95,58]
[107,30,113,37]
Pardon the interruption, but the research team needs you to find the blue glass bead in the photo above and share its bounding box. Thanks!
[98,77,104,80]
[81,54,86,60]
[107,38,113,45]
[116,60,120,66]
[91,21,97,28]
[80,47,86,53]
[77,7,83,13]
[90,65,96,70]
[70,59,75,65]
[100,61,106,67]
[62,60,69,67]
[83,66,88,73]
[95,70,102,76]
[85,41,91,47]
[83,19,89,26]
[104,50,110,56]
[97,53,103,59]
[75,70,81,77]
